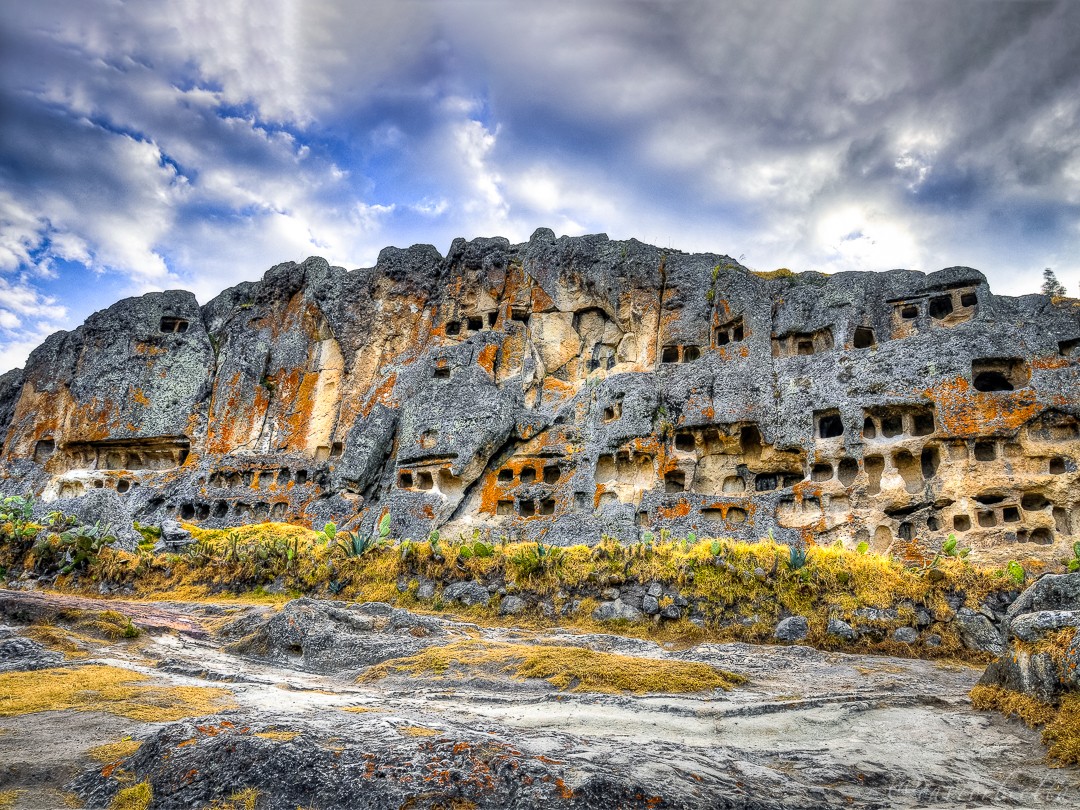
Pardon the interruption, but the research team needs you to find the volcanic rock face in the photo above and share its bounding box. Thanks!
[2,229,1080,563]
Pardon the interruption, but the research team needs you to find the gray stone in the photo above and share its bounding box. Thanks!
[592,599,643,622]
[774,616,809,642]
[924,634,942,647]
[660,605,682,620]
[1008,609,1080,642]
[416,578,436,600]
[1004,573,1080,626]
[498,595,527,616]
[642,595,660,615]
[0,635,65,672]
[646,583,663,597]
[442,581,491,607]
[955,607,1004,656]
[221,598,448,673]
[153,518,194,553]
[892,627,919,644]
[42,488,140,553]
[826,618,856,641]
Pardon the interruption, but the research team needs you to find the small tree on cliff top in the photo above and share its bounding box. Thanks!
[1042,267,1066,297]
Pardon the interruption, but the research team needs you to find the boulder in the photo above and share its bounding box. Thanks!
[1004,573,1080,626]
[892,627,918,644]
[221,598,448,673]
[153,519,194,553]
[1008,610,1080,643]
[442,581,491,607]
[0,635,65,672]
[955,607,1004,656]
[774,616,809,643]
[978,572,1080,705]
[498,595,528,616]
[826,618,856,641]
[592,599,643,622]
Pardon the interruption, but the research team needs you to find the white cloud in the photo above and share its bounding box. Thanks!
[3,0,1080,372]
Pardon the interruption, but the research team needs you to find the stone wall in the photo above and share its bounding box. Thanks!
[2,228,1080,564]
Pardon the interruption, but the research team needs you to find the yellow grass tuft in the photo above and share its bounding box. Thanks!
[110,782,152,810]
[361,639,745,694]
[970,685,1080,766]
[202,788,260,810]
[397,725,439,737]
[969,684,1056,727]
[1043,693,1080,766]
[0,665,235,721]
[22,624,91,658]
[88,738,143,763]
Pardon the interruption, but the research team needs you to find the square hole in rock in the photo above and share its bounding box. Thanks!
[519,467,537,485]
[664,470,686,492]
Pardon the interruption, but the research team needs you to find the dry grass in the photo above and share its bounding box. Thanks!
[970,684,1056,727]
[58,609,140,640]
[202,788,260,810]
[110,782,152,810]
[22,624,92,658]
[970,685,1080,766]
[397,725,440,737]
[0,665,235,721]
[12,521,1022,663]
[88,738,143,763]
[362,639,744,694]
[1043,693,1080,766]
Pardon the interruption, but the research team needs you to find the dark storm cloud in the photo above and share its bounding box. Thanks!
[1,0,1079,371]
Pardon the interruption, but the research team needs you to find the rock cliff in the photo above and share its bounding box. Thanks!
[2,229,1079,564]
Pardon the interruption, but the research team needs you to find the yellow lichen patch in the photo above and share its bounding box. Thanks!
[339,706,382,714]
[253,730,299,742]
[361,640,744,694]
[110,782,152,810]
[397,725,440,737]
[0,790,20,810]
[0,665,235,721]
[88,738,143,763]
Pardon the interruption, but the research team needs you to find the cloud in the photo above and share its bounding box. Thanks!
[2,0,1080,371]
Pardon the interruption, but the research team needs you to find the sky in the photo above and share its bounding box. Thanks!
[2,0,1079,373]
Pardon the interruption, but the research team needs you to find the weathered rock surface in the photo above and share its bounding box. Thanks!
[2,231,1080,566]
[1,591,1078,808]
[980,572,1080,702]
[219,597,455,673]
[0,631,64,671]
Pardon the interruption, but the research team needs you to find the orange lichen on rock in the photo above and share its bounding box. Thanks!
[928,376,1043,437]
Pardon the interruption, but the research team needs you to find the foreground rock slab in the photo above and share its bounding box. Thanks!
[0,592,1077,808]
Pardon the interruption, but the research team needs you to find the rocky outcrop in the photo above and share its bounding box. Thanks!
[979,572,1080,702]
[219,598,456,673]
[3,230,1080,564]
